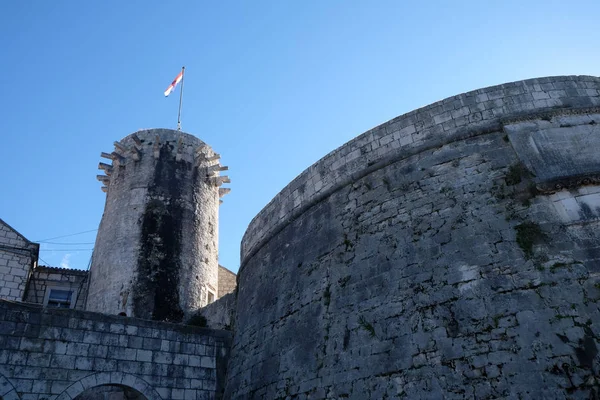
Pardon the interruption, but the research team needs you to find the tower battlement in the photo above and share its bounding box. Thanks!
[96,129,230,198]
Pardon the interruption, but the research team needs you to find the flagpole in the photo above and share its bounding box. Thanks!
[177,66,185,131]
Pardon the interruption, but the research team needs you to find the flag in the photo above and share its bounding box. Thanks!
[164,70,184,97]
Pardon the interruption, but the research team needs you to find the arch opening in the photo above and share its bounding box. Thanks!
[0,373,20,400]
[74,384,147,400]
[56,373,162,400]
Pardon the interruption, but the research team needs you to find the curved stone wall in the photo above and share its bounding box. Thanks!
[228,76,600,398]
[88,129,223,321]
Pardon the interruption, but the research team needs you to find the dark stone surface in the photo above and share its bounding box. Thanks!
[0,300,232,399]
[135,144,187,323]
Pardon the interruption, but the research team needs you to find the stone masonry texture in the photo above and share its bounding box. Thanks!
[217,266,236,298]
[88,129,223,322]
[226,76,600,399]
[200,293,236,331]
[0,219,38,303]
[24,265,234,314]
[0,299,232,400]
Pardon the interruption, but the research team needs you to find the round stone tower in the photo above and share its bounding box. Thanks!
[87,128,230,322]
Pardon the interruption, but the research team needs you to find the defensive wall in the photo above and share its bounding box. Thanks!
[0,300,232,399]
[227,76,600,398]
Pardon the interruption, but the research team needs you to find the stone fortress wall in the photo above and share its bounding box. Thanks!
[88,129,229,322]
[226,76,600,399]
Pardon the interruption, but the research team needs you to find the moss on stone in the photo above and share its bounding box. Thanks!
[358,316,375,338]
[505,163,530,186]
[187,312,207,327]
[515,221,544,259]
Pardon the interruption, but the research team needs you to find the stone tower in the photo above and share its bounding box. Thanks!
[87,128,230,322]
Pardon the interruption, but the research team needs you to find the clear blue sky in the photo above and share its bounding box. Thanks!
[0,1,598,273]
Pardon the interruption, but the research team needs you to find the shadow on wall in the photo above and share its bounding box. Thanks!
[74,384,146,400]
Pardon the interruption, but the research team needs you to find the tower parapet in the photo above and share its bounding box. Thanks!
[88,128,229,322]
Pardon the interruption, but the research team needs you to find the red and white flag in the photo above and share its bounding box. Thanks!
[164,70,184,97]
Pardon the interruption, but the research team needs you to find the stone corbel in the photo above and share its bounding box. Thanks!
[98,162,113,175]
[111,152,125,164]
[96,175,110,183]
[131,147,141,162]
[131,133,142,148]
[210,176,231,187]
[113,141,128,154]
[207,164,228,173]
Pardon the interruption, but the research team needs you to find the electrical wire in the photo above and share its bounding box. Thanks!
[42,248,94,251]
[39,242,95,245]
[86,252,93,271]
[38,256,52,266]
[35,229,98,242]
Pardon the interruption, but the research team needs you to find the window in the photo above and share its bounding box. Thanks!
[44,287,76,309]
[207,291,215,304]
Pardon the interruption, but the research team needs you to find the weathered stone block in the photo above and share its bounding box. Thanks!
[136,349,152,362]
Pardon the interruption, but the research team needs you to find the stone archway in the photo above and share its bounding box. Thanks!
[55,372,162,400]
[73,384,147,399]
[0,374,20,400]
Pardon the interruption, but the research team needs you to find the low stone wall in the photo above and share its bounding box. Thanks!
[200,293,236,331]
[200,292,237,330]
[0,300,232,399]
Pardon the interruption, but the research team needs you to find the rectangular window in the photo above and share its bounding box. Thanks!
[207,291,215,304]
[46,289,74,309]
